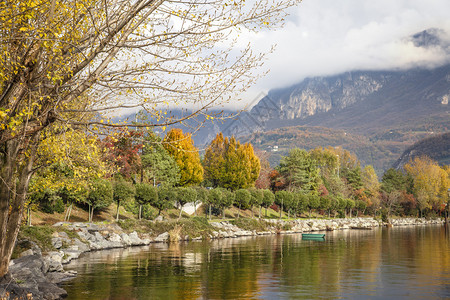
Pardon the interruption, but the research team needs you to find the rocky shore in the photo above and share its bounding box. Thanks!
[1,217,445,299]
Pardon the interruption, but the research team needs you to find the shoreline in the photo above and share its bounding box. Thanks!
[1,217,446,300]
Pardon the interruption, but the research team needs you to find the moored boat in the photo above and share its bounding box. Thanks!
[302,233,325,239]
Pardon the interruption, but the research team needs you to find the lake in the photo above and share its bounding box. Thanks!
[62,224,450,299]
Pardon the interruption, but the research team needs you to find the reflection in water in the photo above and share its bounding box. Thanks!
[62,225,450,299]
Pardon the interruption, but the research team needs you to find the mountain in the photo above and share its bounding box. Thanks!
[222,29,450,172]
[120,29,450,173]
[393,132,450,169]
[232,63,449,172]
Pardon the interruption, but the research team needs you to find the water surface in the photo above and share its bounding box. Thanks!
[62,225,450,299]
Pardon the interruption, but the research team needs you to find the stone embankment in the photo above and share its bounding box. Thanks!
[2,217,445,299]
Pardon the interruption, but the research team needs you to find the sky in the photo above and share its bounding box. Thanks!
[234,0,450,109]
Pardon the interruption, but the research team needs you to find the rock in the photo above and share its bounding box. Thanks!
[51,237,63,249]
[155,232,169,242]
[154,215,165,222]
[108,232,122,244]
[129,231,143,245]
[72,238,90,253]
[5,254,68,300]
[45,252,64,272]
[46,270,77,284]
[120,233,133,246]
[19,249,34,258]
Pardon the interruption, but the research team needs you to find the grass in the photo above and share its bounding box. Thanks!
[16,225,57,255]
[118,216,215,240]
[230,218,272,232]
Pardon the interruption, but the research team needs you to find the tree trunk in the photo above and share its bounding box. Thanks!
[64,203,73,222]
[27,207,31,226]
[116,201,121,221]
[238,204,241,219]
[259,206,261,219]
[88,205,92,222]
[265,207,268,218]
[0,136,38,277]
[90,206,95,223]
[139,204,143,220]
[209,204,211,221]
[178,204,183,220]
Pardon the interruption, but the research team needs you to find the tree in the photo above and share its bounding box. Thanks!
[163,128,203,186]
[278,148,320,192]
[249,188,264,218]
[208,188,223,219]
[235,189,251,219]
[320,196,331,217]
[101,129,143,179]
[28,130,108,221]
[381,168,408,194]
[261,190,275,217]
[293,191,309,217]
[141,131,180,186]
[404,156,449,217]
[135,183,158,220]
[87,179,113,222]
[0,0,298,277]
[203,134,261,190]
[174,187,197,220]
[220,189,235,219]
[307,193,320,217]
[274,191,293,220]
[254,150,272,189]
[203,133,226,187]
[155,185,176,216]
[193,187,208,217]
[113,180,135,221]
[362,165,380,211]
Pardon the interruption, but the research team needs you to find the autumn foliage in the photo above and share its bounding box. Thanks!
[203,133,261,190]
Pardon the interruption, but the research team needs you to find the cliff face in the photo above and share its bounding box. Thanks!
[250,65,450,130]
[256,71,389,122]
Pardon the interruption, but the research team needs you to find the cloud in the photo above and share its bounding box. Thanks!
[231,0,450,108]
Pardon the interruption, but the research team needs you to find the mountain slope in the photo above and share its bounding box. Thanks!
[393,132,450,169]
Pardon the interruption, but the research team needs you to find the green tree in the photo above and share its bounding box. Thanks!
[156,185,177,216]
[249,188,264,218]
[307,193,320,217]
[135,183,158,220]
[345,198,356,218]
[87,179,113,222]
[381,168,408,193]
[278,148,320,193]
[163,128,203,186]
[141,132,180,186]
[220,189,235,219]
[113,180,135,221]
[275,191,293,220]
[320,196,331,217]
[261,189,275,217]
[235,189,251,219]
[294,192,309,217]
[174,187,197,220]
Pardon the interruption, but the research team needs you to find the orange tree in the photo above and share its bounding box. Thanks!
[163,128,203,186]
